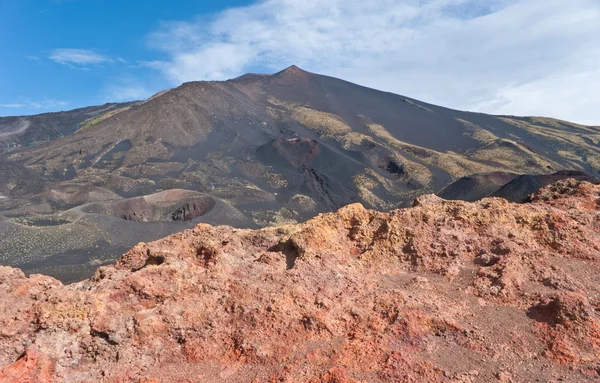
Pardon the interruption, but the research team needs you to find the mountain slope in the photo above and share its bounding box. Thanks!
[2,65,600,280]
[438,170,599,202]
[8,66,600,211]
[491,170,600,202]
[437,171,519,202]
[0,102,135,147]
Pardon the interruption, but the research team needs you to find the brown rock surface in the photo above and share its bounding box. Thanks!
[1,179,600,382]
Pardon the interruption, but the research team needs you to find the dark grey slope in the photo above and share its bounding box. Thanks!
[492,170,599,202]
[437,172,518,202]
[0,159,45,196]
[256,66,481,153]
[256,135,363,211]
[439,170,599,203]
[273,67,600,173]
[0,102,134,146]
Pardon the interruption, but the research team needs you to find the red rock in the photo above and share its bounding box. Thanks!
[0,179,599,382]
[0,349,55,383]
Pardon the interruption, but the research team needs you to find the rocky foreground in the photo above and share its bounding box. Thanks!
[1,179,599,382]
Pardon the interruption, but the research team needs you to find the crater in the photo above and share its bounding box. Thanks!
[257,135,321,168]
[12,215,74,227]
[374,154,405,178]
[80,190,216,222]
[385,161,404,175]
[172,198,216,221]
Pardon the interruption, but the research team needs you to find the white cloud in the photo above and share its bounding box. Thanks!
[49,48,113,68]
[104,83,152,102]
[147,0,600,125]
[1,98,67,109]
[28,98,68,109]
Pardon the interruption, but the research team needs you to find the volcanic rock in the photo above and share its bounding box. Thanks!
[0,179,599,382]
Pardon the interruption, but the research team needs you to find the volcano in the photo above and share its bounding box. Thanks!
[1,65,600,280]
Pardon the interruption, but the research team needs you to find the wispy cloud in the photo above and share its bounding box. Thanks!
[0,98,67,110]
[147,0,600,125]
[25,55,41,62]
[49,48,113,69]
[104,80,152,102]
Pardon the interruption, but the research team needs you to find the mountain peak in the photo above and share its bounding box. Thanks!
[277,65,308,75]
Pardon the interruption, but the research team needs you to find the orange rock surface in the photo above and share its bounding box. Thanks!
[1,179,599,382]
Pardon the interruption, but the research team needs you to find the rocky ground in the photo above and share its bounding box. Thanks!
[1,179,599,382]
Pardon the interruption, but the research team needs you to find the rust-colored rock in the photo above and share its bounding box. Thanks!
[1,179,600,382]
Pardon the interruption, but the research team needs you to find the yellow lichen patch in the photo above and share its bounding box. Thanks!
[265,173,288,189]
[497,117,600,171]
[388,153,433,187]
[367,123,395,142]
[471,139,559,173]
[353,172,390,210]
[266,106,285,121]
[527,116,589,130]
[367,123,498,179]
[584,135,600,145]
[352,169,422,211]
[338,132,374,149]
[35,299,88,331]
[498,117,599,142]
[292,106,352,136]
[237,157,271,179]
[288,194,318,213]
[268,98,351,137]
[121,162,186,178]
[456,119,498,144]
[584,155,600,171]
[252,208,298,227]
[557,150,584,162]
[123,142,172,166]
[79,106,132,130]
[236,158,288,190]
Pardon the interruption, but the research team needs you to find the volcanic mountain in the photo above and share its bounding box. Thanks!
[1,65,600,280]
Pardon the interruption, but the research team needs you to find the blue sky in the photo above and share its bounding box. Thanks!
[1,0,599,124]
[0,0,252,114]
